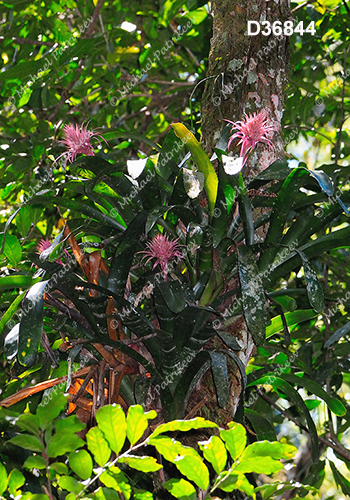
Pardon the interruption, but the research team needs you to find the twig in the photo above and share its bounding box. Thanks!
[334,48,348,163]
[291,1,316,13]
[184,395,210,419]
[47,70,82,122]
[342,0,350,15]
[5,37,55,47]
[257,389,350,462]
[99,13,109,48]
[284,125,335,145]
[84,0,105,39]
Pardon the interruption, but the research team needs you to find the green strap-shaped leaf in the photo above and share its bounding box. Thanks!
[18,280,49,366]
[266,309,318,338]
[308,168,334,195]
[212,162,232,248]
[220,422,247,461]
[238,245,266,346]
[264,224,350,288]
[0,276,40,292]
[244,409,277,441]
[330,461,350,496]
[171,123,218,215]
[149,435,209,490]
[86,426,111,466]
[249,376,319,462]
[96,404,126,454]
[259,168,307,271]
[126,405,157,446]
[118,455,162,472]
[198,226,213,274]
[0,293,24,336]
[199,435,227,474]
[324,320,350,348]
[296,250,324,313]
[237,173,254,246]
[157,280,186,314]
[282,373,346,416]
[28,196,126,232]
[209,351,229,408]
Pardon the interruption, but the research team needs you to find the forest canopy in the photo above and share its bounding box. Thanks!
[1,0,350,499]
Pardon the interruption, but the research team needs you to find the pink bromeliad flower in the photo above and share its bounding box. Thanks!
[225,110,275,165]
[37,238,68,265]
[55,123,108,167]
[139,234,183,280]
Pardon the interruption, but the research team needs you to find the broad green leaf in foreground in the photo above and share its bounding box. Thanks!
[118,456,162,472]
[199,435,227,474]
[126,405,157,445]
[220,422,247,461]
[150,417,217,438]
[96,404,126,454]
[86,427,111,467]
[163,478,196,500]
[69,450,93,480]
[149,435,209,490]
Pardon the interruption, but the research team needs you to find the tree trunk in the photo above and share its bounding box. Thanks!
[201,0,290,169]
[190,0,290,420]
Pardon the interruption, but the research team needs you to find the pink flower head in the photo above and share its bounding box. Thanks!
[225,110,275,165]
[37,238,67,265]
[139,234,183,280]
[55,122,108,167]
[37,238,51,254]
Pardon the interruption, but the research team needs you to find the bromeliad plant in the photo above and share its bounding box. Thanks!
[0,118,349,485]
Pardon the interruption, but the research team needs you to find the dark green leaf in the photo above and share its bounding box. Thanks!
[209,351,229,408]
[18,280,49,366]
[238,245,266,346]
[8,434,44,453]
[296,250,324,313]
[69,450,93,480]
[244,409,277,441]
[324,320,350,348]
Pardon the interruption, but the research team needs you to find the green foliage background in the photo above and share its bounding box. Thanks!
[1,0,350,499]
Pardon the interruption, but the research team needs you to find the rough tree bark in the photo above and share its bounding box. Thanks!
[202,0,290,166]
[189,0,290,421]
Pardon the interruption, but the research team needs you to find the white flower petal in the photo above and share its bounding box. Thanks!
[222,155,244,175]
[127,158,147,179]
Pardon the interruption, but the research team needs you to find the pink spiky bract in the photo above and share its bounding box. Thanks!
[225,110,275,165]
[139,234,183,280]
[37,239,51,254]
[37,238,67,265]
[55,122,108,167]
